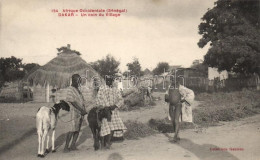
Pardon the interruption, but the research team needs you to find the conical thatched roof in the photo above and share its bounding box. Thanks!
[143,68,152,75]
[27,47,102,88]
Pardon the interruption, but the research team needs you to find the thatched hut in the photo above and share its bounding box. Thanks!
[27,44,103,102]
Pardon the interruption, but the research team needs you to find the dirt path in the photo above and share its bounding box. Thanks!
[0,95,260,160]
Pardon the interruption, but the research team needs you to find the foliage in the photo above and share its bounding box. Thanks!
[120,87,155,111]
[190,59,208,77]
[23,63,40,74]
[90,54,120,78]
[57,46,81,55]
[194,89,260,125]
[148,118,194,133]
[124,120,157,140]
[122,71,128,77]
[121,88,144,110]
[126,57,144,77]
[153,62,170,75]
[0,56,25,83]
[0,56,41,88]
[198,0,260,75]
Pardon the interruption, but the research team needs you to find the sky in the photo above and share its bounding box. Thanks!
[0,0,215,71]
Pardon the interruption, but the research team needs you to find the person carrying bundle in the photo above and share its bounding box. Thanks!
[165,78,194,142]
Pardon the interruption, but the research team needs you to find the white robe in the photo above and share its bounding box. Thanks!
[179,85,195,122]
[167,85,195,122]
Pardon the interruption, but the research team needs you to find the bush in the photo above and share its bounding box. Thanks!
[121,87,156,111]
[124,121,157,140]
[148,118,173,133]
[149,89,260,132]
[193,89,260,125]
[148,118,195,133]
[124,90,143,107]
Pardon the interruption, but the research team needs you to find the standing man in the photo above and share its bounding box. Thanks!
[96,76,127,149]
[165,78,194,142]
[64,74,87,152]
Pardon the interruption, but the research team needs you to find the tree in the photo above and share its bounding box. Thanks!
[153,62,170,75]
[0,56,25,82]
[190,59,208,77]
[57,44,81,55]
[198,0,260,75]
[23,63,40,74]
[126,57,143,76]
[90,54,120,78]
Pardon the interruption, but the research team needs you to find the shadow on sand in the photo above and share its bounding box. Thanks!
[53,133,67,150]
[0,127,36,155]
[54,121,92,151]
[164,133,239,160]
[107,152,124,160]
[76,121,92,147]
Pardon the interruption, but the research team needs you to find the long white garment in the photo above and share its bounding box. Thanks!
[166,85,195,122]
[179,85,195,104]
[179,85,195,122]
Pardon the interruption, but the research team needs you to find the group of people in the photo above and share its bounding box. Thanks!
[61,73,194,152]
[63,74,127,152]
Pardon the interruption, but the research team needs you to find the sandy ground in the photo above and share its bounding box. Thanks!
[0,93,260,160]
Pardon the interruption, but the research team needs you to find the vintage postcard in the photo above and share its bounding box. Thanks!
[0,0,259,160]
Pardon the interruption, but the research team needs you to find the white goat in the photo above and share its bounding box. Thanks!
[36,100,70,157]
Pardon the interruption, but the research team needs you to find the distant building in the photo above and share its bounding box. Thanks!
[26,44,102,102]
[168,65,182,72]
[143,68,152,76]
[169,67,205,78]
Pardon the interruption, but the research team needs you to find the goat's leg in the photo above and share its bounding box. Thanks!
[52,130,56,152]
[45,132,50,153]
[106,130,114,149]
[37,132,42,156]
[91,127,100,150]
[97,128,102,150]
[40,130,48,156]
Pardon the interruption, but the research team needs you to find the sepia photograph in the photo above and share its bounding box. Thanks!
[0,0,259,159]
